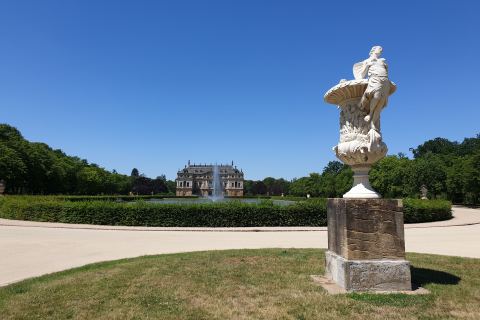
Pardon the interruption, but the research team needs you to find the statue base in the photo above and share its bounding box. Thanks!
[324,198,412,292]
[343,165,380,198]
[325,251,411,292]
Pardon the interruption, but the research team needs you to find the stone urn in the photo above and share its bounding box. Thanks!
[324,79,396,198]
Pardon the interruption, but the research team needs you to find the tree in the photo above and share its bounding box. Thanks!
[0,124,139,195]
[270,178,290,195]
[411,137,458,158]
[306,173,322,196]
[152,177,168,194]
[243,180,254,195]
[322,161,344,175]
[289,177,309,196]
[334,166,353,196]
[458,134,480,156]
[0,144,27,193]
[251,181,267,195]
[1,122,479,203]
[131,168,140,178]
[166,180,176,194]
[447,151,480,204]
[263,177,276,195]
[288,164,352,198]
[446,157,469,204]
[370,155,412,198]
[76,167,105,195]
[466,151,480,204]
[261,177,290,196]
[407,154,447,199]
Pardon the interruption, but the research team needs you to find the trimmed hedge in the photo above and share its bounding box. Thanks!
[226,196,272,199]
[271,196,312,201]
[403,198,453,223]
[0,197,327,227]
[0,196,452,227]
[55,194,195,202]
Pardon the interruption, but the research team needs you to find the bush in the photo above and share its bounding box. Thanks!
[226,195,272,199]
[0,197,327,227]
[271,196,313,201]
[56,194,195,202]
[403,198,452,223]
[0,196,452,227]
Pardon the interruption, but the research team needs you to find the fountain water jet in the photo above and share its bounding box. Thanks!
[209,164,224,201]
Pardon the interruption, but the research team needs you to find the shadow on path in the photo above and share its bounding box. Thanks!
[411,266,461,288]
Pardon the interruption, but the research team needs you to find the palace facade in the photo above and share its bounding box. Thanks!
[176,161,244,197]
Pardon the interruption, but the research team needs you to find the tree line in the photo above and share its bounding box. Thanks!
[1,123,479,203]
[370,136,480,204]
[244,135,480,204]
[243,161,353,198]
[0,124,175,195]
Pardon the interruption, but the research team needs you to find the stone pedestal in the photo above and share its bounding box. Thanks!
[343,165,380,199]
[324,198,412,292]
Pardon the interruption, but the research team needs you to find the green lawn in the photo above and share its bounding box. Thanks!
[0,249,479,319]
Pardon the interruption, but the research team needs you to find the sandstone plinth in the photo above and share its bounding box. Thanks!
[324,198,412,292]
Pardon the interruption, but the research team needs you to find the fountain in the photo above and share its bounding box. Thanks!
[210,164,224,201]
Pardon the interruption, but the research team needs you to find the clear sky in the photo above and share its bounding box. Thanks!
[1,0,479,180]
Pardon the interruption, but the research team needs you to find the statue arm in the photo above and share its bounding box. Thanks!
[353,59,370,80]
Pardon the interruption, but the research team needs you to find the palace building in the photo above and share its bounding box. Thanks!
[176,161,244,197]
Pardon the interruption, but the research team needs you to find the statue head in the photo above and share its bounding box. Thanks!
[369,46,383,58]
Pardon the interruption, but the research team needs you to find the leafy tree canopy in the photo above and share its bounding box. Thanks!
[0,124,176,195]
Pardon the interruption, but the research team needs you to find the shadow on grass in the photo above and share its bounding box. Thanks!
[411,266,461,288]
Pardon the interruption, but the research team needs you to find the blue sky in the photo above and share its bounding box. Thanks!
[1,0,479,180]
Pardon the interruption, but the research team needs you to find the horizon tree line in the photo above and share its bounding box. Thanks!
[1,123,479,204]
[0,124,175,195]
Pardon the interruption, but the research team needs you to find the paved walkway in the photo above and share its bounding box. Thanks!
[1,206,479,287]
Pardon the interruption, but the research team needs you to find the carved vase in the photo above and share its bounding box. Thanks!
[324,79,396,198]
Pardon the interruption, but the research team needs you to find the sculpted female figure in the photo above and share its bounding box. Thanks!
[353,46,391,132]
[324,45,396,198]
[324,46,397,199]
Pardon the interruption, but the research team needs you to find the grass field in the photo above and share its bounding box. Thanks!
[0,249,478,319]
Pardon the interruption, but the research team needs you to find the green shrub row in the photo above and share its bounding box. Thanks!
[403,198,453,223]
[270,196,312,201]
[45,194,195,202]
[0,197,327,227]
[225,195,272,199]
[0,196,452,227]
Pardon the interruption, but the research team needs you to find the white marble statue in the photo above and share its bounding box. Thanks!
[354,46,392,134]
[324,46,396,198]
